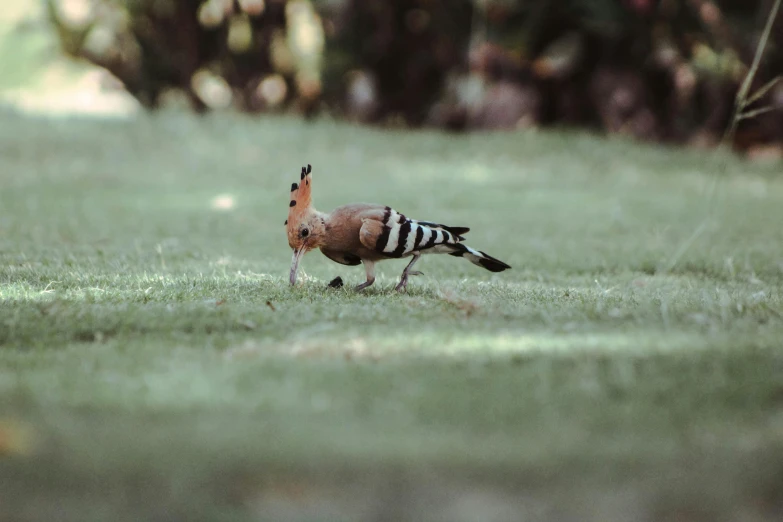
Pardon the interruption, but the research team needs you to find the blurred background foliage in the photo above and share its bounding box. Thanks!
[8,0,783,153]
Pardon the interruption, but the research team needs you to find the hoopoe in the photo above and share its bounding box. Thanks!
[286,164,511,291]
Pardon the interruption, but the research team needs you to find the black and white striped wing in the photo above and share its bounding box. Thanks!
[368,207,464,258]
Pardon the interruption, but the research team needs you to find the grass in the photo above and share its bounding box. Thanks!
[1,108,782,521]
[0,2,55,92]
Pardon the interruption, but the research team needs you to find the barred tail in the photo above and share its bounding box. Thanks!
[448,243,511,272]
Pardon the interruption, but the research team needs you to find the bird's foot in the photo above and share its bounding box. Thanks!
[355,279,375,291]
[395,270,422,292]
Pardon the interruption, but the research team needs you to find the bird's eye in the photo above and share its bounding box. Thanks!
[301,228,309,238]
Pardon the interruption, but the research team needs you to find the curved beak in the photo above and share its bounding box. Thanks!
[289,247,307,286]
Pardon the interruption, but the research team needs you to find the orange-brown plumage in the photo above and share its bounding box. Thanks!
[285,164,510,290]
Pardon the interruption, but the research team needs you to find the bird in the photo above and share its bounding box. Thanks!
[285,164,511,291]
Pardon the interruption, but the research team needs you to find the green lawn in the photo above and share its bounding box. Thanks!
[0,2,54,92]
[1,109,782,521]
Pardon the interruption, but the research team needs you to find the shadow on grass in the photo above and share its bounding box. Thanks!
[2,405,783,522]
[0,298,264,347]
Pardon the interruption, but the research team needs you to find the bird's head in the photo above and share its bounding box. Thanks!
[286,164,326,285]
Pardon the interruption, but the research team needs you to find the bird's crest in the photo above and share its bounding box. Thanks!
[286,164,323,285]
[286,164,313,231]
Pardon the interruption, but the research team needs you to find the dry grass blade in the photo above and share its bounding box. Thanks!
[666,0,781,274]
[744,75,782,107]
[659,221,711,274]
[723,0,782,143]
[437,289,480,317]
[739,104,782,120]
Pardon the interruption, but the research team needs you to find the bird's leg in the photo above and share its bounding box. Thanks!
[355,260,376,291]
[395,252,423,292]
